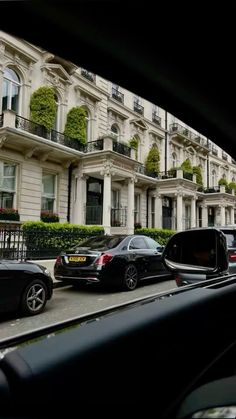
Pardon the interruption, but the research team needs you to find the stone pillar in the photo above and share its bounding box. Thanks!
[73,174,87,225]
[3,110,16,128]
[230,206,235,224]
[154,193,162,228]
[127,177,135,234]
[202,204,208,227]
[220,205,226,226]
[176,192,183,231]
[190,196,196,228]
[102,172,112,233]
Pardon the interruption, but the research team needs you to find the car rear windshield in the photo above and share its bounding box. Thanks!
[221,230,236,248]
[73,236,125,251]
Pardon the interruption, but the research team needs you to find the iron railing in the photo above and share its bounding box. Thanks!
[0,227,103,260]
[111,88,124,103]
[0,113,3,128]
[86,205,102,225]
[84,139,104,152]
[81,69,95,82]
[169,122,209,149]
[133,102,144,115]
[113,140,131,157]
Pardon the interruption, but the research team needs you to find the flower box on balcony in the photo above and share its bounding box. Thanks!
[0,208,20,221]
[40,211,59,223]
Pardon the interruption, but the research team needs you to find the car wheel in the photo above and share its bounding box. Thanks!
[21,279,47,316]
[123,264,138,291]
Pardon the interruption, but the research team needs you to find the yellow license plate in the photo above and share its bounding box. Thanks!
[69,256,86,262]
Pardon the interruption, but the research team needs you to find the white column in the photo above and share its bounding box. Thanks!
[73,174,87,225]
[202,204,208,227]
[176,193,183,231]
[127,177,135,234]
[102,172,111,233]
[230,206,235,224]
[220,205,226,226]
[154,193,162,228]
[190,196,196,228]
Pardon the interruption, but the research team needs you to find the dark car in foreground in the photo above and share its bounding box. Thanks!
[0,259,53,316]
[54,234,171,290]
[170,227,236,287]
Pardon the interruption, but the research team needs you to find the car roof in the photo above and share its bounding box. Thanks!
[0,2,236,160]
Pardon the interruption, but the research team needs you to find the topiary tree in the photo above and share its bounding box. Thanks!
[228,181,236,192]
[30,86,57,130]
[193,165,203,186]
[145,145,160,176]
[64,107,87,145]
[218,177,228,187]
[128,137,139,159]
[181,158,193,173]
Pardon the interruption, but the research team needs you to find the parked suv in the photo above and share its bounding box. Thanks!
[173,226,236,287]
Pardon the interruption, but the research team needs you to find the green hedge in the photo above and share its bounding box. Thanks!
[22,222,104,258]
[134,227,175,246]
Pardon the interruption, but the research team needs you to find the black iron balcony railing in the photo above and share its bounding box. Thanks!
[169,123,209,149]
[203,186,220,193]
[84,139,104,152]
[111,88,124,103]
[113,140,131,157]
[0,114,3,128]
[111,208,127,227]
[81,69,95,82]
[133,102,144,115]
[15,115,85,152]
[152,112,161,125]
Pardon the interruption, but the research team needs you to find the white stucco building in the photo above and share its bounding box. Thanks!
[0,30,236,233]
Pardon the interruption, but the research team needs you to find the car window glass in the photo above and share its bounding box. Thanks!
[74,236,123,251]
[129,237,148,250]
[221,231,236,247]
[145,236,161,249]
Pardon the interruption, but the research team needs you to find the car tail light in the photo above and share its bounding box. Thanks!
[95,253,113,265]
[229,253,236,262]
[55,256,62,265]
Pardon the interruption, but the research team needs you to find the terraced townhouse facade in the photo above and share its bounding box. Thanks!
[0,30,236,233]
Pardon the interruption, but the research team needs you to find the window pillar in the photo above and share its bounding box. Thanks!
[102,172,112,234]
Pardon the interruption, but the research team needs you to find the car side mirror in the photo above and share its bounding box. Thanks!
[162,228,228,275]
[176,375,236,418]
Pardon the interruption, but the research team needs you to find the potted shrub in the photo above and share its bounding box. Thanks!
[64,107,87,147]
[30,86,57,131]
[40,211,59,223]
[145,145,160,177]
[0,208,20,221]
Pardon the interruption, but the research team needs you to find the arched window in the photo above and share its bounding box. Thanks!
[110,124,119,140]
[172,152,177,167]
[2,68,21,112]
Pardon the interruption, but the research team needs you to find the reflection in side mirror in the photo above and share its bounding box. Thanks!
[162,228,228,275]
[192,406,236,418]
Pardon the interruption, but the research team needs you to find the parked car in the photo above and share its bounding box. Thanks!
[162,227,233,287]
[0,259,53,315]
[54,234,171,290]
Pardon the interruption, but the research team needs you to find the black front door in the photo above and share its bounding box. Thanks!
[86,177,103,225]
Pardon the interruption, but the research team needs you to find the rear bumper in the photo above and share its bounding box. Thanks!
[55,274,101,284]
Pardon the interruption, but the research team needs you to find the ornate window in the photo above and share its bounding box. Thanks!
[0,162,16,208]
[2,68,21,112]
[41,173,56,212]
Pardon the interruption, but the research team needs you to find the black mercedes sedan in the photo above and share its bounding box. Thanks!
[54,234,172,290]
[0,260,53,316]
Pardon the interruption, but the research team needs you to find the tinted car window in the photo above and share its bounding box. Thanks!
[129,237,148,250]
[74,236,124,251]
[221,230,236,247]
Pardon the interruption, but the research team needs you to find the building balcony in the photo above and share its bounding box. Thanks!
[169,122,209,150]
[111,88,124,104]
[81,68,96,83]
[133,102,144,115]
[198,185,234,195]
[222,151,228,161]
[152,112,161,125]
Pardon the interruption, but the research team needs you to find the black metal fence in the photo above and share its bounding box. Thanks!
[0,227,103,260]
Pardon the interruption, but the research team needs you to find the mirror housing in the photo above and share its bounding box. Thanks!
[162,228,228,275]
